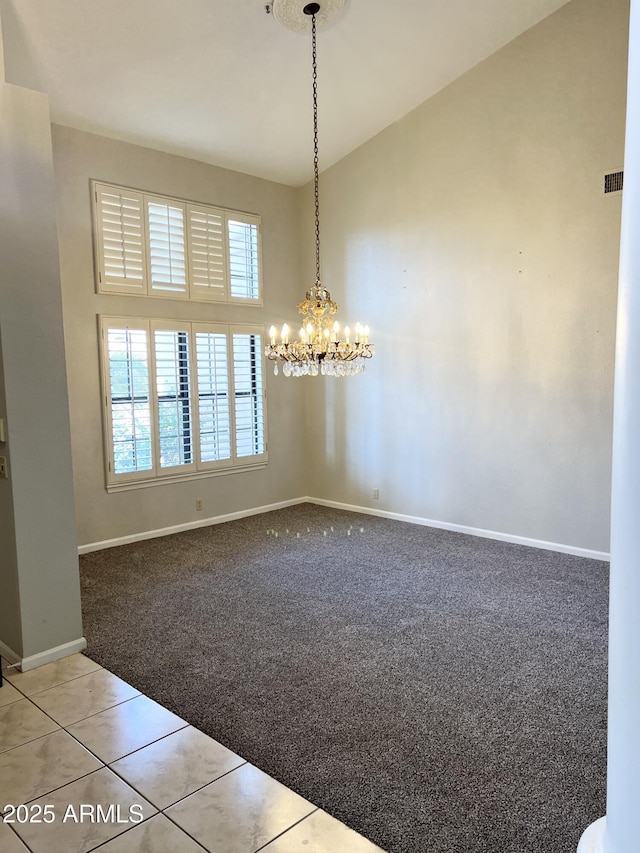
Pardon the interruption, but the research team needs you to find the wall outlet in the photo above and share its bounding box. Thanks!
[195,499,203,511]
[372,487,379,500]
[0,457,7,479]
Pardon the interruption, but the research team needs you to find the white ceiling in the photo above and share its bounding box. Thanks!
[0,0,570,186]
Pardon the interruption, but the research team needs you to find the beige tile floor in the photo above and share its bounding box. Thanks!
[0,655,385,852]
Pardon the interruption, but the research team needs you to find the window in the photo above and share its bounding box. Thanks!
[93,182,262,304]
[101,317,267,488]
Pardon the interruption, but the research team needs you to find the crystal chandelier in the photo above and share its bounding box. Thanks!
[265,1,375,377]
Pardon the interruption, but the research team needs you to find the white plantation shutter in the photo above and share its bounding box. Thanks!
[101,318,267,488]
[146,198,187,296]
[153,326,194,471]
[187,205,227,300]
[104,322,154,480]
[94,184,147,293]
[94,183,261,303]
[194,329,232,464]
[227,215,261,301]
[232,332,265,459]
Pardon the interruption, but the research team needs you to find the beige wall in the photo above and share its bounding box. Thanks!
[52,126,306,546]
[0,70,83,659]
[52,0,628,554]
[303,0,628,552]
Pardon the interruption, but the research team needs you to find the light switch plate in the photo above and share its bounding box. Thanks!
[0,418,5,443]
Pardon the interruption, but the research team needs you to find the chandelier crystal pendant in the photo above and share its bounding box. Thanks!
[265,1,374,378]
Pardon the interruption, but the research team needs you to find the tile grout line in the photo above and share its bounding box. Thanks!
[0,766,107,818]
[253,806,320,852]
[4,818,36,853]
[61,719,191,766]
[76,815,158,853]
[101,726,199,781]
[7,666,288,775]
[52,659,325,816]
[3,659,338,853]
[36,690,143,729]
[148,808,213,853]
[0,708,62,758]
[92,818,203,853]
[151,759,249,811]
[1,687,140,758]
[0,695,27,711]
[2,673,154,757]
[2,659,103,699]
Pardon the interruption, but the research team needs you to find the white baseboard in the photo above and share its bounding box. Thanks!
[304,497,611,562]
[0,637,87,672]
[77,494,610,562]
[0,640,20,667]
[78,497,307,554]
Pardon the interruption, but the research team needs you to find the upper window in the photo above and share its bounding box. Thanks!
[93,182,262,304]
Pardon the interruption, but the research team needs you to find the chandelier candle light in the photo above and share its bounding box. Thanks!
[266,1,374,377]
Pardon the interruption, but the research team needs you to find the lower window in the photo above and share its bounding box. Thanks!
[101,316,266,488]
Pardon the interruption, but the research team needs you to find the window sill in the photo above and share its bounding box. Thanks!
[106,461,267,493]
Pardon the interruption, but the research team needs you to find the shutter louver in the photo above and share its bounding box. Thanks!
[147,199,187,296]
[195,331,232,463]
[96,185,147,293]
[228,217,260,301]
[233,332,265,458]
[188,205,227,300]
[107,327,153,474]
[154,329,193,469]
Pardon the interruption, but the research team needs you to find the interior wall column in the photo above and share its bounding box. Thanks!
[578,1,640,851]
[0,10,85,670]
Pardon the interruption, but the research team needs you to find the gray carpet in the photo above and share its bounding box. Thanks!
[79,503,608,853]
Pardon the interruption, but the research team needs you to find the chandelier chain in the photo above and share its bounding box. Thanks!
[264,3,374,377]
[311,13,321,286]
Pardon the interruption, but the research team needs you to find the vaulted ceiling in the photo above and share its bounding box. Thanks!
[0,0,570,185]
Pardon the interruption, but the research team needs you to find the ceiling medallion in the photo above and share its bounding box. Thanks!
[271,0,345,31]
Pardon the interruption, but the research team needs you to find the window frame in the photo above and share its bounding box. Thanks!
[92,181,263,306]
[100,316,268,491]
